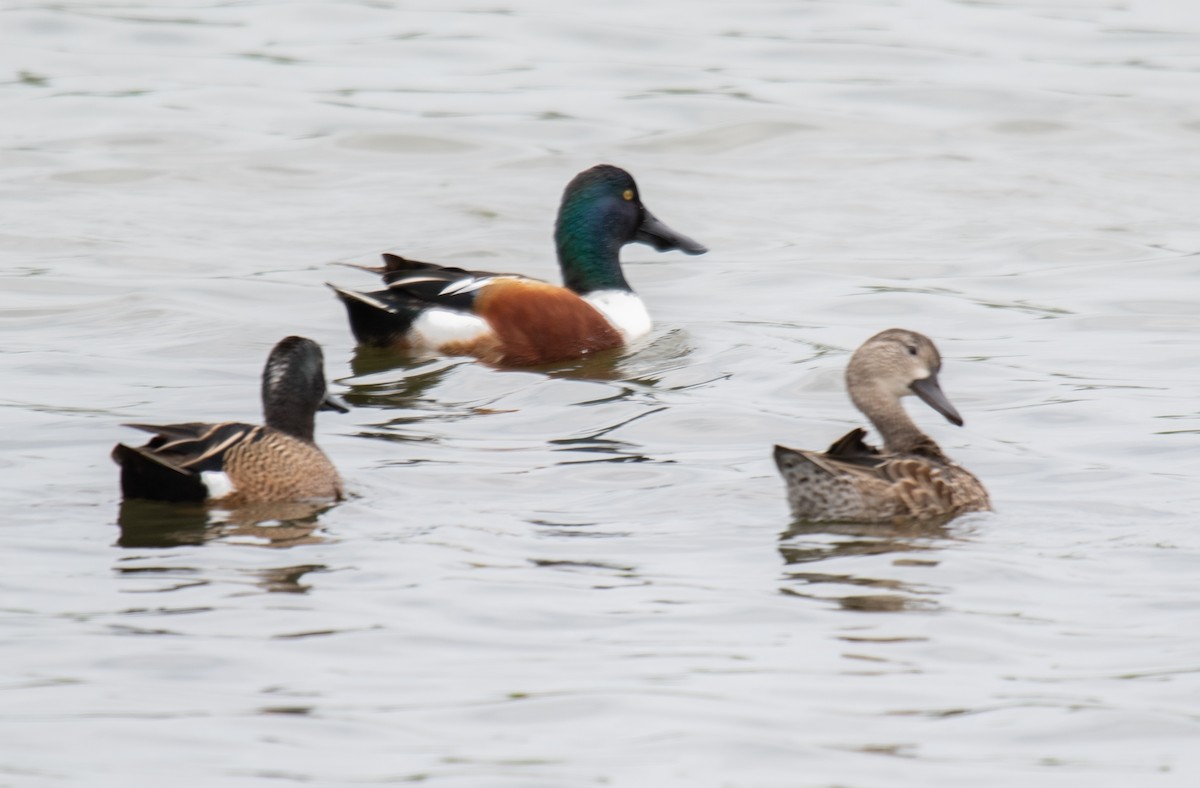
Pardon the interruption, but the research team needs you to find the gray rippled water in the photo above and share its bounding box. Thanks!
[2,1,1199,786]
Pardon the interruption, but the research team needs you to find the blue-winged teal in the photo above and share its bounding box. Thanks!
[113,336,346,504]
[774,328,990,524]
[327,164,707,366]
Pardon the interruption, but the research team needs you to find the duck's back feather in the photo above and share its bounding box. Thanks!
[376,253,523,311]
[775,429,988,524]
[330,254,525,350]
[332,253,624,365]
[115,422,261,502]
[115,422,341,504]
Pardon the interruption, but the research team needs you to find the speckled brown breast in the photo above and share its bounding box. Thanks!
[220,427,343,505]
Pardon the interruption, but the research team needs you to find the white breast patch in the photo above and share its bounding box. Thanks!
[584,290,651,341]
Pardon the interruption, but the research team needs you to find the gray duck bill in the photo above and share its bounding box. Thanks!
[910,374,963,427]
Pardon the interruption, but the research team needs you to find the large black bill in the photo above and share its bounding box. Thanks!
[635,209,708,255]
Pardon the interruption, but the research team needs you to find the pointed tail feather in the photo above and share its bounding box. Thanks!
[326,283,418,348]
[333,260,387,275]
[380,253,447,273]
[330,254,453,279]
[112,443,209,503]
[774,444,842,479]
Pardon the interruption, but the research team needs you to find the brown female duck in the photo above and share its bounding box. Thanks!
[774,328,990,524]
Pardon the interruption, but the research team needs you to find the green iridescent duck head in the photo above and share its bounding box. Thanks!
[553,164,707,294]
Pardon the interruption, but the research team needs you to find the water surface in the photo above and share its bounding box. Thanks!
[2,1,1199,785]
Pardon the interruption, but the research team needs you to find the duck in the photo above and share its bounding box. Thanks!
[327,164,707,366]
[774,328,990,524]
[112,336,347,505]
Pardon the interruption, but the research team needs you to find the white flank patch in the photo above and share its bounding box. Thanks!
[200,470,236,501]
[411,308,492,347]
[584,290,651,341]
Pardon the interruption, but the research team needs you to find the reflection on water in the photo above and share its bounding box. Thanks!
[116,499,332,549]
[115,500,209,548]
[115,502,331,595]
[345,327,695,389]
[549,436,657,465]
[779,519,955,612]
[6,0,1200,783]
[113,560,327,595]
[343,349,456,404]
[339,327,703,468]
[252,564,327,594]
[345,345,426,380]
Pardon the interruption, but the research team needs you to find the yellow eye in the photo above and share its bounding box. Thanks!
[622,189,634,201]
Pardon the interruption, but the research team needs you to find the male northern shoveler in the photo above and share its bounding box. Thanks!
[327,164,707,366]
[774,329,990,524]
[112,336,347,505]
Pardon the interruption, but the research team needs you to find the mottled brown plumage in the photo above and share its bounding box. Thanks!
[774,329,990,524]
[113,337,345,505]
[221,425,342,505]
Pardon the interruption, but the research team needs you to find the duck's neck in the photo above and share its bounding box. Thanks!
[554,204,632,295]
[852,387,944,459]
[263,392,316,443]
